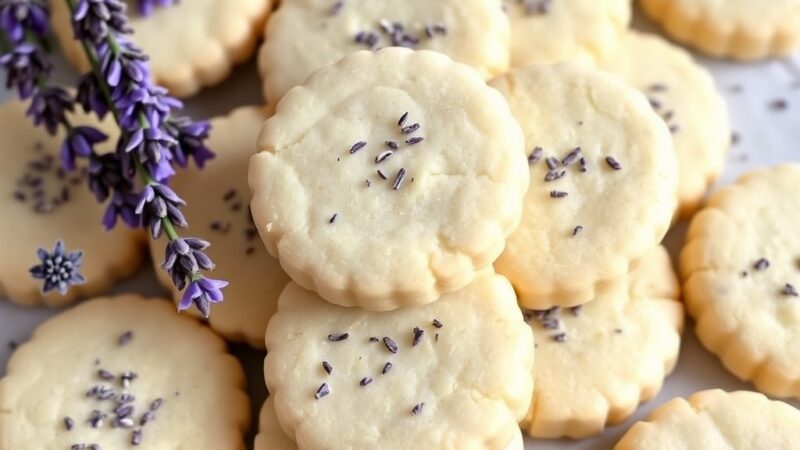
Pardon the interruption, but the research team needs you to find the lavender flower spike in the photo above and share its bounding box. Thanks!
[178,277,228,319]
[29,240,85,295]
[61,126,108,171]
[0,0,50,43]
[135,183,187,239]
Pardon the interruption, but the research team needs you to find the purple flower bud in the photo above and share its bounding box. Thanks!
[136,183,186,238]
[163,117,215,169]
[25,86,74,135]
[0,0,50,43]
[88,153,133,203]
[162,238,214,291]
[71,0,130,43]
[137,0,174,17]
[77,73,110,119]
[0,43,52,99]
[61,126,108,172]
[177,277,227,318]
[102,190,139,230]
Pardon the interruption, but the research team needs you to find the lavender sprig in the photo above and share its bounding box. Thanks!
[66,0,224,317]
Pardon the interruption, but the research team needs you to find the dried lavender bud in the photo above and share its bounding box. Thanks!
[412,327,424,346]
[29,240,85,295]
[322,361,333,375]
[784,284,799,297]
[383,336,399,353]
[315,383,330,399]
[753,258,770,271]
[411,402,425,415]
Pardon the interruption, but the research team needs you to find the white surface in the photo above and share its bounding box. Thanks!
[1,13,800,450]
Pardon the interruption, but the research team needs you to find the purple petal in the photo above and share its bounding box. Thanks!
[177,282,201,311]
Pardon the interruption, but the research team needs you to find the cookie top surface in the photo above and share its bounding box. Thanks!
[0,100,143,307]
[503,0,631,67]
[490,63,678,309]
[51,0,272,97]
[615,390,800,450]
[523,246,684,439]
[259,0,511,107]
[0,295,250,449]
[249,48,529,311]
[681,164,800,398]
[647,0,800,25]
[149,107,290,349]
[599,31,730,218]
[264,273,534,450]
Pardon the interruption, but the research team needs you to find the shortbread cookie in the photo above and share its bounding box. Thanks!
[250,49,529,311]
[0,295,250,449]
[490,64,678,309]
[640,0,800,60]
[522,246,684,439]
[615,390,800,449]
[503,0,631,68]
[0,100,143,307]
[259,0,511,109]
[254,396,526,450]
[681,164,800,398]
[51,0,272,97]
[149,107,290,348]
[599,31,730,219]
[264,273,534,449]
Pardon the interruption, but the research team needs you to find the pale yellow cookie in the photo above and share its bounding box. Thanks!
[640,0,800,60]
[254,397,297,450]
[0,295,250,449]
[599,31,731,219]
[51,0,272,97]
[149,107,290,348]
[522,246,684,439]
[503,0,631,67]
[681,164,800,399]
[615,390,800,449]
[265,273,534,449]
[259,0,510,109]
[249,49,529,311]
[490,64,678,309]
[0,100,144,307]
[253,396,526,450]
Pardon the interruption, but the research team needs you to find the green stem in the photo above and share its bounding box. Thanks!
[64,0,200,283]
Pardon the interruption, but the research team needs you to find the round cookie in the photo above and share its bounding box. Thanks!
[149,107,290,348]
[259,0,511,109]
[249,48,529,311]
[490,64,678,309]
[503,0,631,68]
[0,100,143,307]
[599,31,731,219]
[522,246,684,439]
[615,390,800,449]
[639,0,800,61]
[681,164,800,398]
[0,295,250,449]
[264,273,534,450]
[253,396,526,450]
[51,0,272,97]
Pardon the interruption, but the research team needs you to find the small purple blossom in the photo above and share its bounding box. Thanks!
[26,86,74,135]
[97,38,148,89]
[61,126,108,171]
[0,0,49,43]
[162,238,215,291]
[136,0,174,17]
[115,84,180,131]
[135,183,187,239]
[102,190,139,230]
[29,240,85,295]
[71,0,130,43]
[163,117,215,169]
[178,277,227,319]
[123,127,176,181]
[76,73,110,119]
[0,42,51,99]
